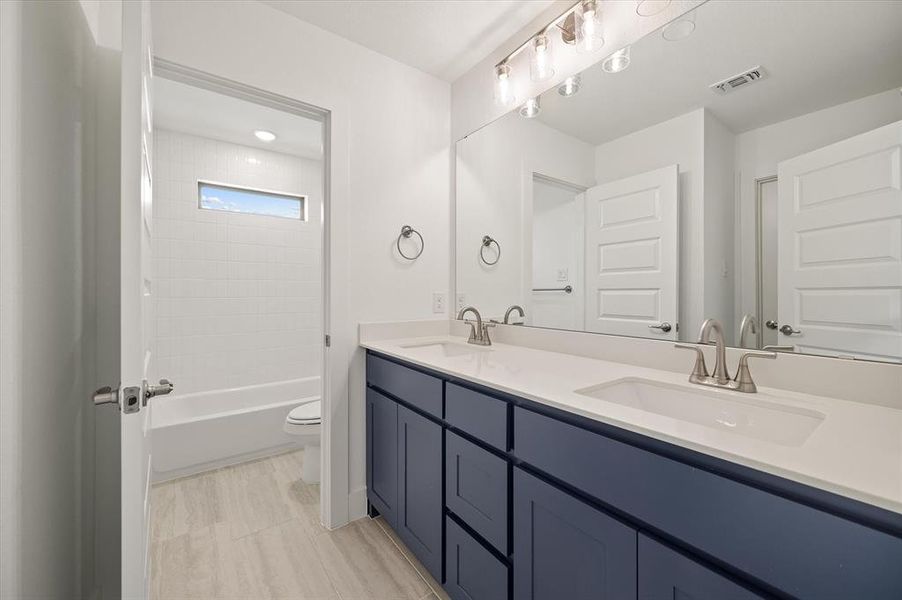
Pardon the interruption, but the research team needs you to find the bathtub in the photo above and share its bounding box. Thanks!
[151,377,320,482]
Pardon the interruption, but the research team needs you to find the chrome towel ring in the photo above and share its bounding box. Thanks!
[396,225,424,260]
[480,235,501,265]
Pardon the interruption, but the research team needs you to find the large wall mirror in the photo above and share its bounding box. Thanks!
[456,0,902,363]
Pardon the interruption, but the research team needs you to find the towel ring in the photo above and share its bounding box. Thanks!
[480,235,501,265]
[396,225,424,260]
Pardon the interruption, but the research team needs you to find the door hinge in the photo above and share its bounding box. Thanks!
[324,334,331,348]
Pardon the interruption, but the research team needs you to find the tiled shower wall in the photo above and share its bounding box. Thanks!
[151,129,323,395]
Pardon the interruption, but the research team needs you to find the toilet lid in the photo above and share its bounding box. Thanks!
[288,400,321,424]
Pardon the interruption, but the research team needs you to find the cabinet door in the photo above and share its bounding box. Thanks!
[366,388,398,526]
[397,404,443,582]
[513,468,637,600]
[638,534,765,600]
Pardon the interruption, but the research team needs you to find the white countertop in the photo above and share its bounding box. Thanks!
[361,334,902,515]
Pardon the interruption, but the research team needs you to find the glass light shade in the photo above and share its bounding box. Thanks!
[636,0,671,17]
[602,46,631,73]
[529,34,555,82]
[520,96,541,119]
[558,75,581,97]
[494,63,516,108]
[575,0,605,54]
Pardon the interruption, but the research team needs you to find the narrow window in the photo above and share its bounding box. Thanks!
[197,181,306,220]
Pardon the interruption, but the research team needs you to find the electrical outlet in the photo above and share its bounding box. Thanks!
[456,293,467,312]
[432,293,445,314]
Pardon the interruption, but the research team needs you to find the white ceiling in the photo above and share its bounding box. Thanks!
[153,77,323,159]
[537,0,902,145]
[260,0,557,82]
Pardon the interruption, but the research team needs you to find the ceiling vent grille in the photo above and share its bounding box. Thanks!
[710,66,767,95]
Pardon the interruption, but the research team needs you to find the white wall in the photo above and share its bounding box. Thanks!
[151,0,450,524]
[0,2,105,597]
[734,89,902,330]
[151,129,323,395]
[703,110,736,342]
[456,112,594,319]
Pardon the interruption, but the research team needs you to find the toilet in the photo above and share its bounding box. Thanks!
[283,399,321,483]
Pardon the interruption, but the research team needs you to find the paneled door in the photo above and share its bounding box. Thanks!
[120,1,156,597]
[513,467,637,600]
[396,405,443,582]
[777,120,902,362]
[366,388,398,527]
[583,165,679,338]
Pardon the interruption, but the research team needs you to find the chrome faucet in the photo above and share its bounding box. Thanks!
[698,318,730,384]
[739,314,758,349]
[457,306,494,346]
[675,318,776,393]
[503,305,525,325]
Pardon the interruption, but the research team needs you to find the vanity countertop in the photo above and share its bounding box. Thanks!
[361,334,902,516]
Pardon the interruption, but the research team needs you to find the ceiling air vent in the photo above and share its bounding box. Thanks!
[710,66,767,95]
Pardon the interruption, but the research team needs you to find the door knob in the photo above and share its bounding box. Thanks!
[93,385,119,406]
[765,319,778,330]
[144,378,174,405]
[779,324,801,336]
[648,322,672,333]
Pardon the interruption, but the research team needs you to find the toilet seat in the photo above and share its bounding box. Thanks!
[287,400,321,425]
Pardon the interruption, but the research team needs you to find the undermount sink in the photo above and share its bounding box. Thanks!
[575,378,825,447]
[400,341,491,358]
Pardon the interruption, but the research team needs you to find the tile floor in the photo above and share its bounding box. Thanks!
[150,450,450,600]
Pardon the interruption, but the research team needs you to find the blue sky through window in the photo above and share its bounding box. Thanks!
[199,182,304,219]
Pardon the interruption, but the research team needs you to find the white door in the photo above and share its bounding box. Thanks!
[584,165,679,339]
[121,1,159,597]
[777,120,902,362]
[531,179,584,329]
[759,178,779,348]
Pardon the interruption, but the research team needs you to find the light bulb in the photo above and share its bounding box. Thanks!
[576,0,604,53]
[530,34,554,82]
[254,129,276,142]
[494,63,516,108]
[520,97,541,119]
[558,75,581,97]
[602,46,631,73]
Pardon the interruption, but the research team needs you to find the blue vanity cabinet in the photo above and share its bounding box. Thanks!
[513,467,638,600]
[396,404,444,582]
[365,388,398,527]
[445,517,510,600]
[638,534,765,600]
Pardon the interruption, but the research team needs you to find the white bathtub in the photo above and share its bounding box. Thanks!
[151,377,320,481]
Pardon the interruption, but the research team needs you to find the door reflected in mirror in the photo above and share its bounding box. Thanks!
[455,0,902,363]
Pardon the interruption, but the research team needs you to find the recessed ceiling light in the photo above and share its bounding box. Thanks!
[662,11,696,41]
[520,97,541,119]
[636,0,671,17]
[254,129,276,142]
[602,46,631,74]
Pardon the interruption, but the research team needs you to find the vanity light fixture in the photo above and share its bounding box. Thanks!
[558,75,582,97]
[636,0,671,17]
[494,63,516,107]
[520,96,541,119]
[602,46,631,73]
[254,129,276,142]
[530,34,555,82]
[575,0,605,54]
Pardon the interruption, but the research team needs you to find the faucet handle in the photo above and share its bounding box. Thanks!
[674,343,709,382]
[733,350,776,393]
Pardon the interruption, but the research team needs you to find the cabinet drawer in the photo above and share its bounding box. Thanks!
[445,517,509,600]
[639,534,765,600]
[445,431,508,553]
[445,383,508,450]
[514,406,902,599]
[367,353,442,418]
